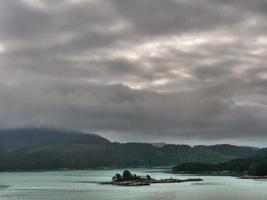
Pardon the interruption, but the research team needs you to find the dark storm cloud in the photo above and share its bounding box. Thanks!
[1,0,267,144]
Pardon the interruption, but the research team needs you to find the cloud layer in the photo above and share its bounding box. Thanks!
[1,0,267,145]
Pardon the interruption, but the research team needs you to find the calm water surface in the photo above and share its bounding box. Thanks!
[0,168,267,200]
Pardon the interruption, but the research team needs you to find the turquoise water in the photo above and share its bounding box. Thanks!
[0,168,267,200]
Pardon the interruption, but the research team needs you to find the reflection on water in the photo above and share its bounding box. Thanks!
[0,185,10,188]
[191,182,225,185]
[0,169,267,200]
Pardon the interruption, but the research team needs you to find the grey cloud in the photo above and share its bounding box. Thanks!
[0,79,266,142]
[110,0,243,36]
[1,0,267,145]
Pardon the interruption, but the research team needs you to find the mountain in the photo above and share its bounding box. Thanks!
[0,128,110,150]
[193,144,259,158]
[0,128,264,171]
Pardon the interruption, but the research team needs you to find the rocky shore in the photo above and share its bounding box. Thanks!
[100,170,203,186]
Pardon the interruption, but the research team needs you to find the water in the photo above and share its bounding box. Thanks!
[0,168,267,200]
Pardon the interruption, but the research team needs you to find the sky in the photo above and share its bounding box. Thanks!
[1,0,267,146]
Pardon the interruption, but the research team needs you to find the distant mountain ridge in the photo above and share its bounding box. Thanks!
[0,128,265,171]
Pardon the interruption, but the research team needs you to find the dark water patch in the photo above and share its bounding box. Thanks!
[0,185,10,189]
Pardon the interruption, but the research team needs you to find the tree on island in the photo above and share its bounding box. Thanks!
[112,170,150,182]
[122,170,134,180]
[112,173,122,182]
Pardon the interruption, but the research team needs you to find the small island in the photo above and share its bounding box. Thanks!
[100,170,203,186]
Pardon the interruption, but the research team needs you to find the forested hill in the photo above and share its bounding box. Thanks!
[173,154,267,176]
[0,128,265,171]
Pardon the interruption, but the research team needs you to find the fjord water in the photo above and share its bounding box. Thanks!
[0,169,267,200]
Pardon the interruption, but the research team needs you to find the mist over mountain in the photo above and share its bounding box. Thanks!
[0,128,110,150]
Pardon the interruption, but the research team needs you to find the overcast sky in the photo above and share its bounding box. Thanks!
[1,0,267,146]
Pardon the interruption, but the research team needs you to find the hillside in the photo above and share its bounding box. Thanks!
[0,128,264,171]
[173,156,267,176]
